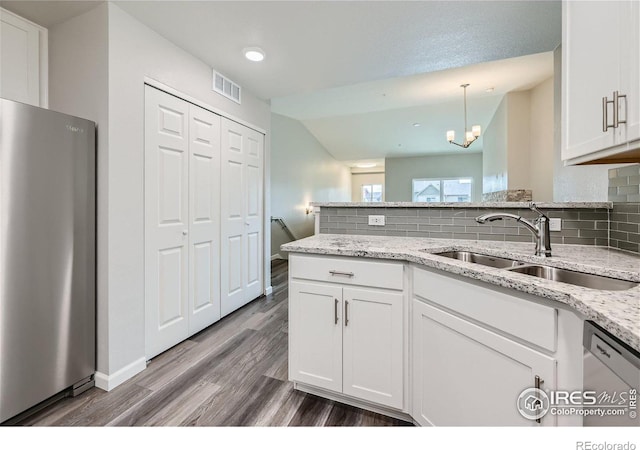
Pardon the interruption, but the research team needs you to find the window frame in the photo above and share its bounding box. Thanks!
[361,183,384,202]
[411,177,473,203]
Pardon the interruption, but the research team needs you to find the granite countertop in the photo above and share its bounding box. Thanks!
[281,234,640,352]
[311,202,613,209]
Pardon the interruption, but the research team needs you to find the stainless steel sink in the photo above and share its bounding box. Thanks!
[435,251,525,269]
[506,265,638,291]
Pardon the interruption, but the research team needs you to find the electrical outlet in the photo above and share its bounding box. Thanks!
[549,218,562,231]
[368,215,385,226]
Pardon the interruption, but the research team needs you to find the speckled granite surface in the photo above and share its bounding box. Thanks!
[311,202,613,209]
[282,234,640,352]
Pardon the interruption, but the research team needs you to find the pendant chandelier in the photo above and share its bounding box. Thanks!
[446,84,481,149]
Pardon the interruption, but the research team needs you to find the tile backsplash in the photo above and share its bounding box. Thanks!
[608,164,640,202]
[608,164,640,254]
[609,203,640,254]
[318,206,610,246]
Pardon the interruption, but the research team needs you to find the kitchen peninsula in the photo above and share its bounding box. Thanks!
[282,202,640,426]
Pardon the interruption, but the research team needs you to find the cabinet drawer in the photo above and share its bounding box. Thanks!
[413,266,557,352]
[290,254,403,291]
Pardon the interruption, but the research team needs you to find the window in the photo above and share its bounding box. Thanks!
[361,184,383,202]
[412,178,473,202]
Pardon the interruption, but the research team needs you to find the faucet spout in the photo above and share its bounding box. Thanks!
[475,204,552,257]
[476,212,539,236]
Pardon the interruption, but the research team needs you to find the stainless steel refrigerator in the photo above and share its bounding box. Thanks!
[0,98,96,423]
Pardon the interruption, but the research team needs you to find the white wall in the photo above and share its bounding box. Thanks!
[385,153,483,202]
[506,91,532,191]
[529,77,554,201]
[105,3,271,378]
[483,91,532,193]
[49,3,272,384]
[482,97,508,193]
[482,81,554,201]
[351,172,385,202]
[48,2,110,372]
[271,113,350,257]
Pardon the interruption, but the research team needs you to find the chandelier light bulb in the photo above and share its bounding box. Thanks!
[465,131,474,143]
[446,130,455,142]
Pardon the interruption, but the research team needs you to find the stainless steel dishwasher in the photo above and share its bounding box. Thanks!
[583,321,640,426]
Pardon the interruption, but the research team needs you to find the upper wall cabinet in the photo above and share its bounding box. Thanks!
[562,1,640,165]
[0,8,48,108]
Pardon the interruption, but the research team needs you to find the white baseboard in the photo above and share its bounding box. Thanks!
[271,253,283,261]
[265,285,273,296]
[94,357,147,392]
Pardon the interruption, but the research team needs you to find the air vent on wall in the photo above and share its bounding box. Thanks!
[213,70,241,104]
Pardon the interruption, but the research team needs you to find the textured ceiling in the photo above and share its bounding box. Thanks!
[114,0,561,101]
[284,52,554,162]
[113,0,560,163]
[272,52,554,120]
[301,94,500,161]
[2,1,561,163]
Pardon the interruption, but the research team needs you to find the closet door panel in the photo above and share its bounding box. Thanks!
[243,129,264,301]
[144,86,190,359]
[220,118,264,315]
[221,120,248,316]
[188,104,221,334]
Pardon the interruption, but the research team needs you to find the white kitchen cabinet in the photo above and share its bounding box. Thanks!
[288,254,405,410]
[287,252,584,425]
[289,281,343,392]
[412,299,556,426]
[0,8,47,107]
[562,0,640,164]
[342,287,403,408]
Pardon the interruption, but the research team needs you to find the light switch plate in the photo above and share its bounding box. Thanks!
[368,215,385,226]
[549,218,562,231]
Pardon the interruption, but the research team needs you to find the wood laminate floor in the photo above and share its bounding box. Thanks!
[20,260,412,427]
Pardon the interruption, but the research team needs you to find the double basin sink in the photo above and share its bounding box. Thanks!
[435,251,638,291]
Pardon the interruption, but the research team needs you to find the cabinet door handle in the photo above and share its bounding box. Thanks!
[603,96,608,132]
[535,375,544,424]
[344,300,349,326]
[613,91,627,128]
[329,270,354,278]
[603,96,615,132]
[334,298,338,325]
[603,92,627,132]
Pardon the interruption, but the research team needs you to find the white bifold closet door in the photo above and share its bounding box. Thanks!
[220,117,264,317]
[144,86,221,359]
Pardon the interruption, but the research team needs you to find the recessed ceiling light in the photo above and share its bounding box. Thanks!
[485,87,495,93]
[356,163,376,168]
[243,47,265,62]
[413,123,421,127]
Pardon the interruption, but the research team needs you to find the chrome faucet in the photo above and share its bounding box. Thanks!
[475,203,552,257]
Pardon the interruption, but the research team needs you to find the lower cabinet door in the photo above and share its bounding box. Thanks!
[343,287,404,409]
[412,299,556,426]
[289,281,343,392]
